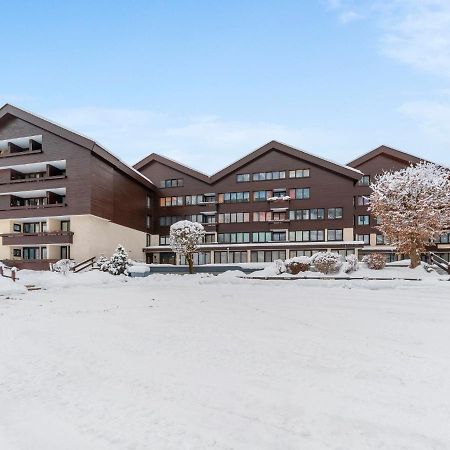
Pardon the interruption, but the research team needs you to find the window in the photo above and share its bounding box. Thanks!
[204,233,216,244]
[289,188,310,200]
[219,192,250,203]
[218,212,250,223]
[355,234,370,244]
[357,215,370,226]
[13,248,21,257]
[356,195,370,206]
[288,169,310,178]
[23,222,39,233]
[60,221,70,232]
[327,208,343,220]
[159,216,182,226]
[376,234,387,245]
[186,214,203,223]
[272,231,287,241]
[310,208,325,220]
[215,251,247,264]
[252,232,272,243]
[23,247,41,260]
[290,209,310,220]
[251,250,286,263]
[252,171,286,181]
[289,230,325,242]
[60,246,70,259]
[160,178,183,188]
[160,196,183,207]
[217,232,250,244]
[358,175,370,186]
[327,229,343,241]
[290,250,314,257]
[185,194,203,205]
[13,223,21,232]
[253,190,272,201]
[146,215,152,229]
[253,211,272,222]
[236,173,250,182]
[203,194,216,203]
[147,194,152,208]
[146,234,151,247]
[271,189,287,198]
[159,235,170,245]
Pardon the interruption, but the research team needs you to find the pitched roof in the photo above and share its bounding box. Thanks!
[134,140,363,183]
[0,103,156,189]
[347,145,424,168]
[134,153,211,183]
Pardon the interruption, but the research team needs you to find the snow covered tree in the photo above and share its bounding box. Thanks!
[370,162,450,268]
[107,245,129,275]
[312,252,342,274]
[169,220,205,274]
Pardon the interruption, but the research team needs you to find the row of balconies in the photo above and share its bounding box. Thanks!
[0,136,42,158]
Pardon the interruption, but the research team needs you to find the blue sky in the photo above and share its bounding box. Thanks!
[1,0,450,172]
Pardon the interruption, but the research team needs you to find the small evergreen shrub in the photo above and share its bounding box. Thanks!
[96,245,130,275]
[312,252,342,274]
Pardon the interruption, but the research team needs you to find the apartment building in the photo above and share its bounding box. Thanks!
[135,141,450,265]
[0,104,155,269]
[1,104,448,269]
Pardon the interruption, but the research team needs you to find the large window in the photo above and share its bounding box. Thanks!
[289,188,310,200]
[160,196,183,207]
[290,208,325,220]
[252,231,272,243]
[160,178,183,188]
[236,174,250,182]
[218,232,250,244]
[327,208,343,220]
[219,192,250,203]
[289,169,310,178]
[253,190,272,201]
[251,250,286,263]
[252,171,286,181]
[355,234,370,244]
[159,216,182,226]
[357,215,370,226]
[186,214,203,223]
[215,251,247,263]
[376,234,390,245]
[327,229,343,241]
[253,211,272,222]
[185,194,203,205]
[289,230,325,242]
[218,212,250,223]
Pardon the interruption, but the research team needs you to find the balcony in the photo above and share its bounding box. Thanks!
[1,230,74,246]
[0,135,42,158]
[0,160,66,187]
[0,188,66,212]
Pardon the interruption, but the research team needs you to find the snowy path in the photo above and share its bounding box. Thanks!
[1,273,450,449]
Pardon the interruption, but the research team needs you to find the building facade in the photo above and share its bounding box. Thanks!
[135,141,450,265]
[0,104,448,269]
[0,104,155,269]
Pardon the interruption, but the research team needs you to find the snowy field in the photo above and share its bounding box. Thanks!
[1,270,450,449]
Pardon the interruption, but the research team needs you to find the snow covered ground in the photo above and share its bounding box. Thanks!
[1,270,450,449]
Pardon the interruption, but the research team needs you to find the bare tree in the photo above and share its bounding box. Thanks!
[370,162,450,268]
[169,220,206,274]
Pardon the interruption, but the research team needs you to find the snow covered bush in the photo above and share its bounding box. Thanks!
[312,252,342,274]
[363,253,386,270]
[108,245,129,275]
[51,259,74,275]
[274,259,286,275]
[96,255,111,272]
[342,254,359,274]
[169,220,205,274]
[370,162,450,268]
[285,256,311,274]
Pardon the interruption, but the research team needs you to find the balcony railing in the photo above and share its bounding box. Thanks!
[1,230,74,246]
[0,203,66,212]
[0,175,66,186]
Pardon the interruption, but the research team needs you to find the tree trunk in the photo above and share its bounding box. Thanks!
[187,254,194,274]
[409,249,421,269]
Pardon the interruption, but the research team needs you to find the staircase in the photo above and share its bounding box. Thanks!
[71,256,96,273]
[430,252,450,275]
